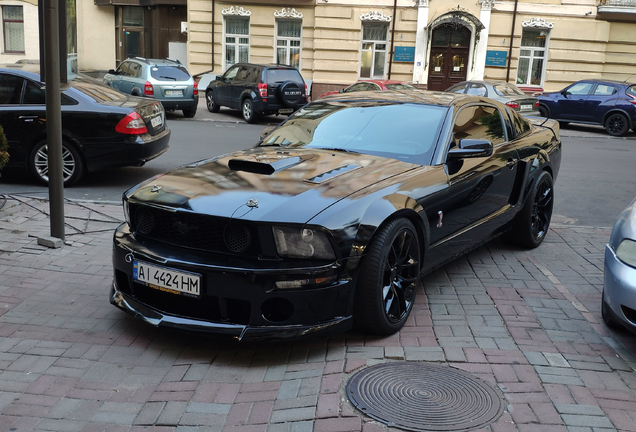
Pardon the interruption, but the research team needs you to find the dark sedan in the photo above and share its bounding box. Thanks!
[0,67,170,186]
[446,80,540,117]
[111,90,561,341]
[536,79,636,136]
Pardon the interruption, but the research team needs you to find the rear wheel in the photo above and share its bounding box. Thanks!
[183,108,197,118]
[206,91,220,113]
[504,171,553,248]
[242,98,257,123]
[605,113,629,137]
[538,105,548,118]
[29,140,84,186]
[354,218,421,335]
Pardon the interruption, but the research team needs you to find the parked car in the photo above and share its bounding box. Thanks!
[103,57,198,118]
[317,79,416,98]
[602,196,636,332]
[536,79,636,136]
[0,66,170,186]
[205,63,307,123]
[111,90,561,341]
[445,80,540,117]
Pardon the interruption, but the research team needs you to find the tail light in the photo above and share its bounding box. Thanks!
[304,84,308,96]
[258,83,267,98]
[116,111,148,135]
[628,94,636,105]
[193,81,198,96]
[506,101,519,109]
[144,81,154,96]
[534,101,540,107]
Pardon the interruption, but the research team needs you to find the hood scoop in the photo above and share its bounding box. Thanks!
[305,164,361,184]
[228,152,315,175]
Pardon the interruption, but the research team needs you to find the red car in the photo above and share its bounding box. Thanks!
[318,80,416,98]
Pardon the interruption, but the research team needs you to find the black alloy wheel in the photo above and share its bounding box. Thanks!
[505,171,554,248]
[206,91,220,113]
[29,140,84,186]
[354,218,421,335]
[605,113,629,137]
[242,98,256,123]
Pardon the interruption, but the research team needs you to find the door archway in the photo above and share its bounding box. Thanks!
[427,24,471,91]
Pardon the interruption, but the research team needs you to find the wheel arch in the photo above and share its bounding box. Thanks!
[603,109,633,129]
[538,102,551,118]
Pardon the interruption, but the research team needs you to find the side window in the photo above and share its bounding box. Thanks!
[129,62,142,78]
[452,105,506,147]
[566,82,593,96]
[594,84,617,96]
[466,84,487,97]
[23,80,45,104]
[345,83,371,92]
[116,62,131,76]
[246,67,259,83]
[235,66,250,81]
[0,74,24,104]
[447,84,467,94]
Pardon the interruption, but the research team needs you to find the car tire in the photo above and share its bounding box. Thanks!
[183,108,197,118]
[538,105,549,118]
[354,218,421,335]
[605,113,629,137]
[29,140,84,186]
[601,289,620,329]
[242,98,257,123]
[206,91,220,113]
[504,171,554,249]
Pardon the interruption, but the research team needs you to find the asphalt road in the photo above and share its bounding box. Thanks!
[1,109,635,228]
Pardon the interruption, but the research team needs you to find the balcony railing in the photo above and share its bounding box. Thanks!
[599,0,636,5]
[598,0,636,20]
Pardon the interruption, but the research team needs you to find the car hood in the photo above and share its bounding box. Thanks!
[126,147,420,223]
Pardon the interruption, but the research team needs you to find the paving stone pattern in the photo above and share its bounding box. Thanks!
[2,195,636,431]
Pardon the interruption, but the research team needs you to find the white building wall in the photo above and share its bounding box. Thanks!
[76,2,115,72]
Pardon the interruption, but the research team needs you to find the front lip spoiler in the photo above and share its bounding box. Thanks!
[110,285,352,341]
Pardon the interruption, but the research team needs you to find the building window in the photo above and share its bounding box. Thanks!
[3,6,24,54]
[225,16,249,69]
[276,20,301,69]
[360,23,388,79]
[516,29,548,87]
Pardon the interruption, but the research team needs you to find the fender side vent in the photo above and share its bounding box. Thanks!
[305,164,361,184]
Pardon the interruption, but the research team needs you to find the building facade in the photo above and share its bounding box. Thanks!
[187,0,636,98]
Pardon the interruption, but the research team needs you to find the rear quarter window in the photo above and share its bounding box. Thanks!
[150,66,191,82]
[626,85,636,98]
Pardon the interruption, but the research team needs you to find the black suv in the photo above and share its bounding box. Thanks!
[205,63,307,123]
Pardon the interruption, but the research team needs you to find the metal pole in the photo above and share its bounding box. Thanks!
[44,0,65,240]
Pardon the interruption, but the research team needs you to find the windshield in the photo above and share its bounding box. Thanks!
[494,84,525,96]
[259,102,446,164]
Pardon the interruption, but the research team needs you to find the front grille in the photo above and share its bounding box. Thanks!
[129,204,261,256]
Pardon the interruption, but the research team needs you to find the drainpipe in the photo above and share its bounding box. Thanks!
[505,0,518,83]
[387,0,398,79]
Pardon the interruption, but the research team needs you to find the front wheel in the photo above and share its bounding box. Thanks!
[605,113,629,137]
[206,91,220,113]
[504,171,554,248]
[29,140,84,186]
[354,218,421,335]
[242,98,257,123]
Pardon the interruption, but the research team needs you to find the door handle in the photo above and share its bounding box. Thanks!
[506,158,518,168]
[19,115,39,122]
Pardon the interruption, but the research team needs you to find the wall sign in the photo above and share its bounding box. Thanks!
[394,46,415,62]
[486,50,507,67]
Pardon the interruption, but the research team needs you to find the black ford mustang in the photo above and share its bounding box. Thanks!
[111,90,561,341]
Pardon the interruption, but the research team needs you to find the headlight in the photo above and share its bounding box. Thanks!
[273,226,336,260]
[616,239,636,269]
[123,199,130,225]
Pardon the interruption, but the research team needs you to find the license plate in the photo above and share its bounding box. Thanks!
[150,115,162,128]
[278,108,294,114]
[165,90,183,97]
[133,260,201,296]
[520,104,532,111]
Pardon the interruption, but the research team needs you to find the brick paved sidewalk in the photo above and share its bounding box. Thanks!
[1,194,636,432]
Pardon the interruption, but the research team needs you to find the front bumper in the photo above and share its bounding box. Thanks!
[111,223,355,341]
[604,243,636,332]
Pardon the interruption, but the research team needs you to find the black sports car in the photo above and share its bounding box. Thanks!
[111,90,561,341]
[0,66,170,186]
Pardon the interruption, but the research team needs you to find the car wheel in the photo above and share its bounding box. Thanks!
[206,91,220,113]
[504,171,554,249]
[242,98,257,123]
[354,218,421,335]
[29,140,84,186]
[183,108,197,118]
[605,113,629,137]
[601,289,620,329]
[538,105,548,117]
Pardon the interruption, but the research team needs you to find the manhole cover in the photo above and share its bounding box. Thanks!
[346,362,505,432]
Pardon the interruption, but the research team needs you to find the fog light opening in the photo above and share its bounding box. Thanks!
[262,298,294,323]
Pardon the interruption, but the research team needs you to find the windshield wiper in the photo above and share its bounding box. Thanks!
[316,147,359,154]
[160,76,177,81]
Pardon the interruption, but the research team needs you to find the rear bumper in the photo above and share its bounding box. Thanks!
[159,98,198,111]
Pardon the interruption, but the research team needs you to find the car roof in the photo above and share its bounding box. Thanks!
[355,79,410,85]
[231,62,299,70]
[127,57,183,67]
[316,89,485,108]
[0,66,41,80]
[453,80,515,86]
[577,78,634,86]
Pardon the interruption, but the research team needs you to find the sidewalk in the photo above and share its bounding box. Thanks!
[1,194,636,432]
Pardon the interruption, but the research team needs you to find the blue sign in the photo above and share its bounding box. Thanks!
[394,46,415,62]
[486,50,507,67]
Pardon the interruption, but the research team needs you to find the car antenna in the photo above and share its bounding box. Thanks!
[624,75,634,83]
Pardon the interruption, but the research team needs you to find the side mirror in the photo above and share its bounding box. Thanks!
[108,69,117,75]
[260,126,275,142]
[447,139,493,160]
[561,90,569,97]
[339,89,344,93]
